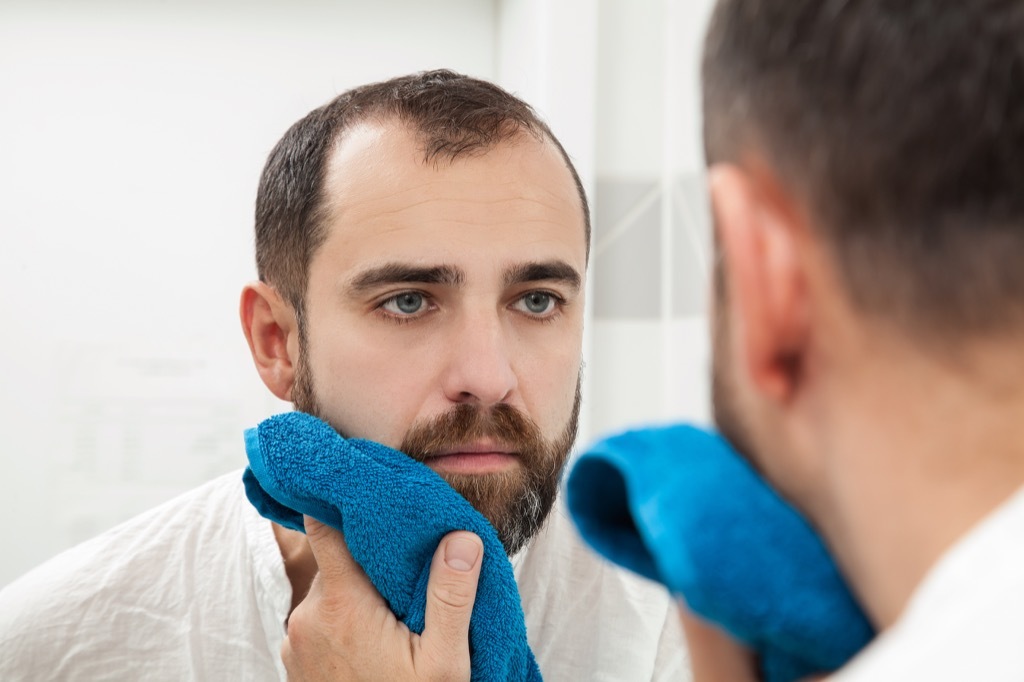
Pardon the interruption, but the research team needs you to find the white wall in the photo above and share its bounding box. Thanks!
[0,0,498,586]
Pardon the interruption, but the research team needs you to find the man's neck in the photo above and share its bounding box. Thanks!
[809,334,1024,630]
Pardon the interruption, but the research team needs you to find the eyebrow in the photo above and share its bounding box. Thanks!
[503,260,582,292]
[346,260,582,294]
[348,263,465,292]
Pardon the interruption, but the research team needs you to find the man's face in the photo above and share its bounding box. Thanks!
[291,122,587,555]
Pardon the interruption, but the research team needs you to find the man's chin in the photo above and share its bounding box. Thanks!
[437,471,553,556]
[437,469,527,516]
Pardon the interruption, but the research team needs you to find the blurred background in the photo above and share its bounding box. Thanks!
[0,0,716,585]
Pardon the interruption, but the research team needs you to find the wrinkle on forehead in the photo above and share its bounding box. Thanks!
[341,192,571,225]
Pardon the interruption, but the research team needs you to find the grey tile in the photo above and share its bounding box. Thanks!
[672,174,712,316]
[591,175,711,319]
[593,179,658,241]
[593,180,662,319]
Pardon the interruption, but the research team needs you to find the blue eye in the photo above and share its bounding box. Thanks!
[383,292,425,315]
[517,292,556,315]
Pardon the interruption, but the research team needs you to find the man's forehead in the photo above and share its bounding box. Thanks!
[321,120,582,220]
[315,119,588,262]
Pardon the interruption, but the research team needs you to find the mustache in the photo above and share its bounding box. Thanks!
[399,403,546,463]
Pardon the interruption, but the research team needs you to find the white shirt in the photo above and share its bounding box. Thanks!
[0,470,688,681]
[832,486,1024,681]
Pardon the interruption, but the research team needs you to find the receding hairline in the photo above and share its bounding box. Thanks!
[324,114,572,184]
[314,115,589,250]
[324,115,550,176]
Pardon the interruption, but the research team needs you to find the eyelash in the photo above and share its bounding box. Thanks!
[374,290,434,324]
[373,290,568,324]
[514,291,567,323]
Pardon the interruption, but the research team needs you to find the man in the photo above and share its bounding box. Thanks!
[0,71,685,680]
[308,2,1024,679]
[686,0,1024,679]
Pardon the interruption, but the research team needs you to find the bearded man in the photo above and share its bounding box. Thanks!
[0,71,686,681]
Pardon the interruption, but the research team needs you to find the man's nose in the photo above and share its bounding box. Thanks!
[440,310,518,407]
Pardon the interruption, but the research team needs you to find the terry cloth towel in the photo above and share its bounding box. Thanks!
[242,411,543,682]
[565,424,875,682]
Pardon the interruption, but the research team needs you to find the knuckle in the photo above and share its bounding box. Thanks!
[285,607,306,643]
[431,576,475,611]
[280,637,293,667]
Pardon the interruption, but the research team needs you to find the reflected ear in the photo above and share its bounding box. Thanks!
[709,163,809,405]
[240,281,300,402]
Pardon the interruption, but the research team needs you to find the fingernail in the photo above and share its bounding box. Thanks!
[444,535,482,572]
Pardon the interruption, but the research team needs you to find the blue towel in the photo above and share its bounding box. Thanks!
[242,411,543,682]
[565,424,875,682]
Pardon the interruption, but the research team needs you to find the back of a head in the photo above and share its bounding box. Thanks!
[703,1,1024,339]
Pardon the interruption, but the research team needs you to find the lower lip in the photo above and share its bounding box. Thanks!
[425,452,518,475]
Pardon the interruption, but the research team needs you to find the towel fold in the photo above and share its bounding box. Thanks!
[565,423,874,682]
[242,411,542,682]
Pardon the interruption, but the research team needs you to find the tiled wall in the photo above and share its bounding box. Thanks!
[583,0,717,439]
[592,176,711,319]
[586,174,714,437]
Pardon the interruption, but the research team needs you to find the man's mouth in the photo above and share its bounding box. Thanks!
[423,441,519,475]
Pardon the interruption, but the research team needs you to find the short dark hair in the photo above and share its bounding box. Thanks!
[254,70,590,321]
[703,1,1024,336]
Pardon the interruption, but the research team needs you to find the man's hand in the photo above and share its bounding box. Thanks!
[678,604,760,682]
[679,604,828,682]
[282,516,484,681]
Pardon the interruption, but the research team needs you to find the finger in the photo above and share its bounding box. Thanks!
[303,512,364,581]
[286,517,390,676]
[303,512,387,618]
[420,531,483,674]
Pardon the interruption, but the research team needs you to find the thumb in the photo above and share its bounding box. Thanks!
[420,531,484,673]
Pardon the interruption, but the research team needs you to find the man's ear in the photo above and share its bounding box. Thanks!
[709,163,810,405]
[240,282,301,402]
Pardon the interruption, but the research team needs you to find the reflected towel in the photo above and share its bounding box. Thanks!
[565,423,874,682]
[242,411,542,682]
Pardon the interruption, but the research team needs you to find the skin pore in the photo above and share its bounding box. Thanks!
[709,158,1024,631]
[242,120,588,612]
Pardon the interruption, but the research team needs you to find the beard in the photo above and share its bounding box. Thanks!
[292,344,581,556]
[400,394,580,556]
